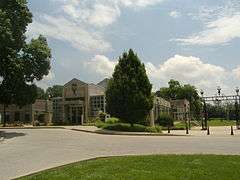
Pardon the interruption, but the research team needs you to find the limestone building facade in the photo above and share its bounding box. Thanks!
[170,99,190,121]
[52,78,106,125]
[0,100,52,125]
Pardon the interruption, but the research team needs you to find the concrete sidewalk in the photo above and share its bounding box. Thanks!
[1,125,239,137]
[63,125,240,137]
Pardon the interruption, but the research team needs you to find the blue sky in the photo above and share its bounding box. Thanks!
[27,0,240,95]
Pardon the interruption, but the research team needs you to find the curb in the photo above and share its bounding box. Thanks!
[0,126,189,137]
[0,131,4,142]
[0,127,65,130]
[70,128,189,137]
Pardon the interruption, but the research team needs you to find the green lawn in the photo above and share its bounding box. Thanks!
[19,155,240,180]
[208,119,236,126]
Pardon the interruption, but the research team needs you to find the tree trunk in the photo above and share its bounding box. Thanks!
[3,104,6,127]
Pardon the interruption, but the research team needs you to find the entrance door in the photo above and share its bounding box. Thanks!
[71,106,83,124]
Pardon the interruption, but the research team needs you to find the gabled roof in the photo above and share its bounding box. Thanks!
[64,78,87,87]
[97,78,110,89]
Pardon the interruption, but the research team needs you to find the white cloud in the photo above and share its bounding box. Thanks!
[176,15,240,45]
[28,0,166,52]
[233,67,240,80]
[176,1,240,46]
[37,70,55,90]
[84,55,117,77]
[27,15,111,52]
[145,55,228,93]
[169,11,181,18]
[84,54,240,95]
[60,0,166,27]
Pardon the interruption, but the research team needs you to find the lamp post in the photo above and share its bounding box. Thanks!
[217,86,221,96]
[235,87,240,129]
[200,90,207,130]
[200,90,204,130]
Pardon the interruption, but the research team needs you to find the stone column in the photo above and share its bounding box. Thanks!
[150,109,155,127]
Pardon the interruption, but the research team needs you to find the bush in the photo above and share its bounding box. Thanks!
[95,120,106,128]
[99,112,107,121]
[105,117,119,124]
[145,126,162,133]
[104,123,146,132]
[102,123,162,133]
[157,113,174,127]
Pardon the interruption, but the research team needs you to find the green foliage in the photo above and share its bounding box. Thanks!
[95,120,106,128]
[145,126,162,133]
[37,87,47,100]
[208,118,235,126]
[106,49,153,126]
[157,113,174,127]
[46,85,63,98]
[156,79,202,120]
[99,123,162,133]
[103,123,147,132]
[105,117,119,124]
[0,1,52,126]
[99,112,107,121]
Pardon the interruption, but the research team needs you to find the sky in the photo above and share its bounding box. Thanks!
[27,0,240,96]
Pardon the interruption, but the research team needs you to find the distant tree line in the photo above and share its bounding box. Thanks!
[37,85,63,100]
[207,103,237,120]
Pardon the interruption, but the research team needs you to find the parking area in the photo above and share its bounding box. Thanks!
[0,128,240,180]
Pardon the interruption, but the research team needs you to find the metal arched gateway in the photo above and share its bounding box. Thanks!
[200,87,240,130]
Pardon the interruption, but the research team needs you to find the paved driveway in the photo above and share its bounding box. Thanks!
[0,128,240,180]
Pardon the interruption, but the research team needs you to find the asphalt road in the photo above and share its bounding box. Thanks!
[0,128,240,180]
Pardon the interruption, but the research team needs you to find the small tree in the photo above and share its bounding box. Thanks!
[106,49,153,126]
[157,113,174,127]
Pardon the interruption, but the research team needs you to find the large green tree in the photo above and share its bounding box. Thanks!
[46,85,63,98]
[156,80,202,120]
[0,0,51,126]
[106,49,153,126]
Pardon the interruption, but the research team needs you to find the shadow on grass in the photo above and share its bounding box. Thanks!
[1,131,26,140]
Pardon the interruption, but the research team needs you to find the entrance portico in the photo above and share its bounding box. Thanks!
[64,100,84,125]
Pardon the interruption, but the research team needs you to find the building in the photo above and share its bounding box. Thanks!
[97,78,110,89]
[170,99,190,121]
[0,100,52,125]
[52,78,106,125]
[52,97,64,124]
[150,96,171,126]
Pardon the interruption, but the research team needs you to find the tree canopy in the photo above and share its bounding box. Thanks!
[46,85,63,98]
[0,0,52,126]
[106,49,153,126]
[156,79,202,120]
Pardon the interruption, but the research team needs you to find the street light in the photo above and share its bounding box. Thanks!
[217,86,221,96]
[235,87,240,129]
[200,89,204,97]
[200,90,207,130]
[235,87,239,96]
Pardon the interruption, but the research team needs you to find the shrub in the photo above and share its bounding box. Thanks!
[95,120,106,128]
[103,123,146,132]
[145,126,162,133]
[157,113,174,127]
[99,112,107,121]
[102,123,162,133]
[105,117,119,124]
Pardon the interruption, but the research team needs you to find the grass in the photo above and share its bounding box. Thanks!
[208,118,236,126]
[19,155,240,180]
